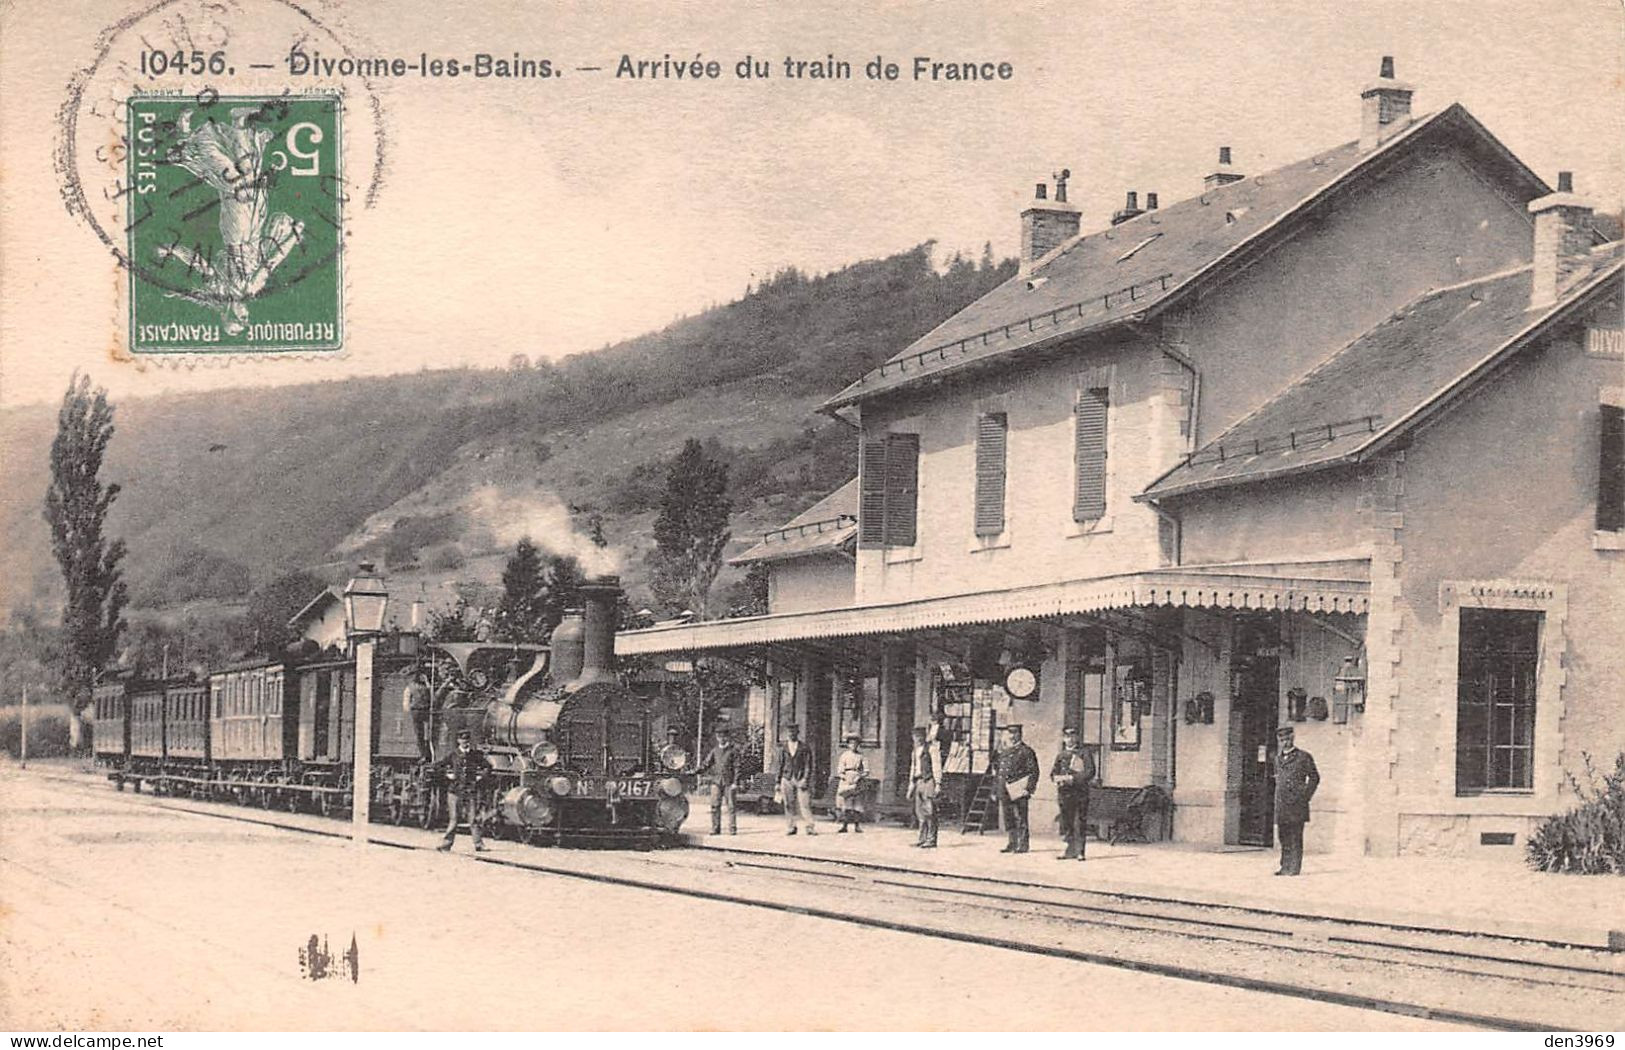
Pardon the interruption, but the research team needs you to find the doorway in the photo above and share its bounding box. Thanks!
[1231,616,1280,847]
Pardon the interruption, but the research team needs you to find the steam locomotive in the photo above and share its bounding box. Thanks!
[91,575,693,846]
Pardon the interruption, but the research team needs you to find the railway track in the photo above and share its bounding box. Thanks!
[29,768,1625,1031]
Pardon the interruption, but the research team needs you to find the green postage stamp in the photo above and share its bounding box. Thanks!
[126,94,343,354]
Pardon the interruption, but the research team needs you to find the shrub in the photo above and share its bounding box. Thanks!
[0,704,74,759]
[1526,752,1625,874]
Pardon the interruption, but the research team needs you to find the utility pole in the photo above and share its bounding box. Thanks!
[20,685,29,769]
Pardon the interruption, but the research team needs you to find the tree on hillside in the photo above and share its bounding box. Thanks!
[496,540,586,643]
[649,438,732,619]
[244,569,329,654]
[496,538,547,643]
[43,372,128,750]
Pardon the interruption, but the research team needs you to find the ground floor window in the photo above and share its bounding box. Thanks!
[1455,608,1541,794]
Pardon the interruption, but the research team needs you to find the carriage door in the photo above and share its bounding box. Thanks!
[1232,616,1280,847]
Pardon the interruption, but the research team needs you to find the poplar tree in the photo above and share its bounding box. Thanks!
[650,438,732,618]
[43,372,128,750]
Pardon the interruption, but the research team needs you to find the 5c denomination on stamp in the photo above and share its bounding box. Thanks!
[127,93,342,353]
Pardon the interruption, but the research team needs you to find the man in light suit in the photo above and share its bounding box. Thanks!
[775,723,817,836]
[1274,725,1320,876]
[907,725,939,848]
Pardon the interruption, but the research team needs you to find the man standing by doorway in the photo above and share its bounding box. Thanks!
[776,723,817,836]
[907,725,939,848]
[696,725,740,835]
[1052,727,1095,861]
[1274,725,1319,876]
[996,724,1040,854]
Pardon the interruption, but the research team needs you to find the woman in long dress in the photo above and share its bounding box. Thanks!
[834,733,869,832]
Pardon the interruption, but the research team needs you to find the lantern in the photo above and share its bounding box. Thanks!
[343,563,390,639]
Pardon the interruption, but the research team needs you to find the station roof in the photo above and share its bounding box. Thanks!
[820,104,1549,412]
[731,478,858,565]
[1140,248,1624,500]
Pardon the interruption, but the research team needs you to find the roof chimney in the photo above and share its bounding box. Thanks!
[1111,190,1144,226]
[1020,169,1081,274]
[1204,146,1245,191]
[1146,192,1159,210]
[1527,171,1595,310]
[1360,55,1414,151]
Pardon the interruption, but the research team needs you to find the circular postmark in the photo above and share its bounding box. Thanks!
[55,0,389,354]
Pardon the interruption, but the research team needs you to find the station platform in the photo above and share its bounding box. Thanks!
[680,806,1625,951]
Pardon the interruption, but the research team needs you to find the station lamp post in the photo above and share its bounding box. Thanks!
[344,563,389,846]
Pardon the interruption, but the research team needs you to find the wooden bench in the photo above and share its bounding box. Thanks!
[1086,784,1172,844]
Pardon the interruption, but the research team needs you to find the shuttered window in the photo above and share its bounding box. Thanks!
[1599,404,1624,532]
[859,431,919,548]
[1074,387,1109,521]
[974,413,1008,536]
[883,433,919,547]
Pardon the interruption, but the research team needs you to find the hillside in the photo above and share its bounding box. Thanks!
[0,245,1016,622]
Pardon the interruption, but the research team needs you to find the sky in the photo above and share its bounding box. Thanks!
[1,0,1621,409]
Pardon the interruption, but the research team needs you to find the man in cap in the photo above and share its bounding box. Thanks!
[833,731,869,832]
[996,724,1040,854]
[434,729,492,853]
[1273,725,1320,876]
[695,725,741,835]
[1051,726,1096,861]
[906,725,939,848]
[775,723,817,835]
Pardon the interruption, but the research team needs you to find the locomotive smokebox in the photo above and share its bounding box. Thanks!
[569,575,621,691]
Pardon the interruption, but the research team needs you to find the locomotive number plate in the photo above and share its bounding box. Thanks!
[577,779,655,798]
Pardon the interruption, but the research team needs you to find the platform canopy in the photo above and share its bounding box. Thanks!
[615,566,1368,659]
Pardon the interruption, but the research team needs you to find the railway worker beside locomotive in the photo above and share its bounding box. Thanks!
[833,732,869,832]
[775,723,817,836]
[434,729,492,853]
[403,666,436,762]
[996,724,1040,854]
[695,725,741,835]
[907,725,939,848]
[1274,726,1320,877]
[1051,727,1096,861]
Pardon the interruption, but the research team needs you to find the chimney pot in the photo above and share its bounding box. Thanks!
[1020,169,1082,273]
[1125,191,1138,210]
[1361,56,1415,151]
[1527,172,1595,310]
[1218,146,1232,166]
[1146,192,1159,210]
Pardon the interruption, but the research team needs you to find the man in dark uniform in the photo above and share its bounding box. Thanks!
[695,725,741,835]
[434,729,492,853]
[1274,725,1320,876]
[907,725,939,848]
[1051,727,1096,861]
[996,724,1040,854]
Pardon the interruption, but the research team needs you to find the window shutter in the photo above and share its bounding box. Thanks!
[858,433,888,548]
[1074,388,1109,521]
[884,433,919,547]
[974,413,1008,536]
[1599,404,1624,532]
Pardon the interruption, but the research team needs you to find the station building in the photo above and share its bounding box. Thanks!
[616,60,1625,861]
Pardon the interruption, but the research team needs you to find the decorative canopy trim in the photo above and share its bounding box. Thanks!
[615,568,1368,656]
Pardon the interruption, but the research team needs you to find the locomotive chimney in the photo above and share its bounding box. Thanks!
[549,609,586,684]
[570,575,622,691]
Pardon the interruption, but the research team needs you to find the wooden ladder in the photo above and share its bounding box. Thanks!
[959,772,999,834]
